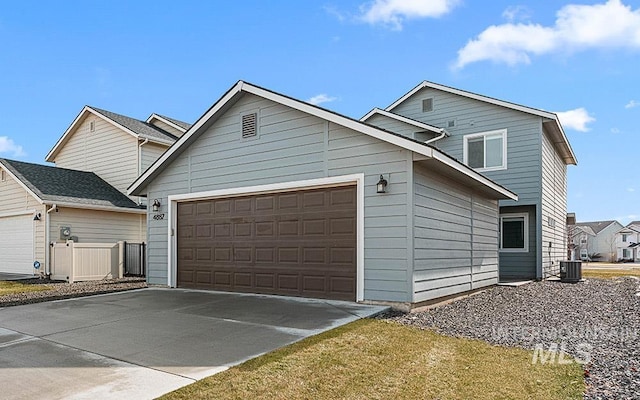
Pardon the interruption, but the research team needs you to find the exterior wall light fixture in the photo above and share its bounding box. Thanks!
[376,175,388,194]
[152,199,161,212]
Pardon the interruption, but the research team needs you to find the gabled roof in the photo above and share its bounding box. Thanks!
[146,113,192,132]
[572,225,596,237]
[360,108,445,135]
[129,80,517,202]
[0,159,144,213]
[575,220,621,235]
[627,221,640,228]
[383,80,578,166]
[46,106,179,162]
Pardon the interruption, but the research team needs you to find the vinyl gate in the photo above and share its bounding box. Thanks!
[124,242,146,276]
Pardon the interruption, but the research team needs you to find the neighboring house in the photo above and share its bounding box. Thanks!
[615,222,640,261]
[569,220,623,262]
[129,81,517,306]
[361,81,577,281]
[45,106,190,203]
[0,159,145,275]
[0,106,190,276]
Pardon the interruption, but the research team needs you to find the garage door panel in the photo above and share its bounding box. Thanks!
[0,214,34,275]
[177,186,357,301]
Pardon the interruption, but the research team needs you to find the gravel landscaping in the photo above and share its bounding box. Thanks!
[0,277,147,307]
[382,277,640,400]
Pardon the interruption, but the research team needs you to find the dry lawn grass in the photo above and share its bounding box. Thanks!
[0,281,50,296]
[160,319,584,400]
[583,268,640,279]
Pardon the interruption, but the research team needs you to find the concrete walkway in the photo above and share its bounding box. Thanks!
[0,288,386,400]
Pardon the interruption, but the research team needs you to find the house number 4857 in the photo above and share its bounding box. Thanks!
[153,213,165,220]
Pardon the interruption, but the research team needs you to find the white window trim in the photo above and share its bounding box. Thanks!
[463,129,507,172]
[500,212,529,253]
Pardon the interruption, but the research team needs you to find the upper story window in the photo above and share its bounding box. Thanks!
[622,234,628,242]
[0,169,5,182]
[580,236,587,244]
[463,129,507,172]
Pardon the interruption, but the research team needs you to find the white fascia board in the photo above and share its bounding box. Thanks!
[130,80,513,201]
[360,108,443,134]
[386,81,557,119]
[146,114,187,133]
[128,81,245,195]
[387,80,576,166]
[0,209,38,218]
[243,84,436,158]
[0,164,44,205]
[430,150,518,201]
[45,201,147,214]
[46,106,141,162]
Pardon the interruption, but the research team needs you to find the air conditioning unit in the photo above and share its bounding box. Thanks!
[59,226,72,240]
[560,260,582,283]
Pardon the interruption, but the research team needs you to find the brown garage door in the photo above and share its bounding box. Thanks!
[177,185,357,301]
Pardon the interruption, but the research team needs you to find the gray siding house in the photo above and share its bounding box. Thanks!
[129,81,516,306]
[362,81,577,281]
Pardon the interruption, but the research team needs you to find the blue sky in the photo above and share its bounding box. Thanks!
[0,0,638,224]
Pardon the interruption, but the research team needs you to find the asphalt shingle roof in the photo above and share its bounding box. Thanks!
[154,114,192,130]
[0,159,142,209]
[575,220,618,235]
[90,107,179,143]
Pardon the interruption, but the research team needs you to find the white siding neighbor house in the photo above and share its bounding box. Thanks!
[129,81,517,307]
[569,220,623,262]
[362,81,577,281]
[615,222,640,262]
[0,106,190,277]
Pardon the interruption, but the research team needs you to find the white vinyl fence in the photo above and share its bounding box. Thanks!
[51,241,123,283]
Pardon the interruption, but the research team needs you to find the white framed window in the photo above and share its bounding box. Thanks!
[463,129,507,172]
[622,234,628,242]
[580,236,587,244]
[0,169,5,182]
[500,213,528,252]
[623,249,631,259]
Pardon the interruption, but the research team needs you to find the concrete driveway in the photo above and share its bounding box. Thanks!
[0,288,386,400]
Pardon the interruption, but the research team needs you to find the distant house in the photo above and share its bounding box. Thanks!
[0,106,190,276]
[569,220,623,262]
[128,81,517,305]
[615,221,640,262]
[362,81,577,281]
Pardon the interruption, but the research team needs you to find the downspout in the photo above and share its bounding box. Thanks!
[424,128,450,145]
[45,204,58,277]
[138,138,149,206]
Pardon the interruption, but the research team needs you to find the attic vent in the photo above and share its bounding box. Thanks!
[242,113,257,138]
[422,98,433,113]
[90,121,95,132]
[447,120,456,128]
[1,170,5,182]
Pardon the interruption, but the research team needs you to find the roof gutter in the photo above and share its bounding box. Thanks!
[424,128,450,145]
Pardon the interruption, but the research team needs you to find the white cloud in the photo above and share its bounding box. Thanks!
[625,100,640,109]
[556,108,596,132]
[307,94,338,106]
[454,0,640,69]
[0,136,26,157]
[628,187,636,192]
[502,5,532,22]
[358,0,460,30]
[611,127,621,134]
